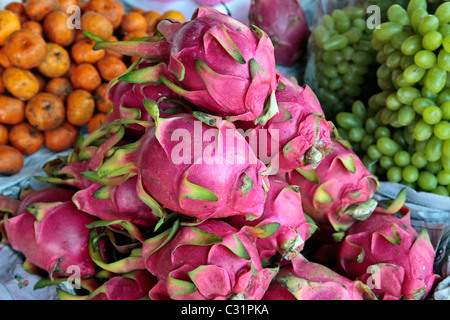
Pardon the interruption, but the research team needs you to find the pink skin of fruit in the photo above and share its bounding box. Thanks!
[338,204,440,300]
[94,6,279,124]
[286,139,379,232]
[249,0,311,66]
[235,74,335,174]
[5,201,97,278]
[72,176,158,227]
[142,219,277,300]
[227,175,317,262]
[262,254,377,300]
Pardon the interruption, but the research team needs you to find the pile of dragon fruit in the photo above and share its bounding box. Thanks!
[0,6,441,300]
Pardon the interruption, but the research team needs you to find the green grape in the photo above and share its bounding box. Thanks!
[413,119,434,141]
[328,77,344,91]
[349,127,366,143]
[353,18,367,32]
[314,25,331,48]
[432,186,449,196]
[443,140,450,159]
[379,108,395,124]
[349,64,369,76]
[391,31,414,50]
[424,65,447,94]
[435,2,450,25]
[418,15,440,36]
[361,135,375,151]
[411,152,428,168]
[400,54,415,70]
[402,165,419,182]
[425,135,443,162]
[403,64,426,83]
[352,101,367,119]
[422,31,443,51]
[410,8,428,33]
[374,126,391,139]
[388,4,410,25]
[422,105,443,124]
[368,144,383,160]
[365,118,379,135]
[336,112,363,129]
[441,100,450,120]
[377,136,401,156]
[380,155,395,169]
[337,61,350,74]
[343,85,362,97]
[395,72,415,88]
[332,9,351,34]
[439,24,450,37]
[414,50,436,69]
[386,50,403,69]
[438,88,450,105]
[437,170,450,185]
[434,121,450,140]
[437,49,450,72]
[394,150,411,167]
[393,129,407,146]
[341,46,355,60]
[401,34,423,56]
[323,51,344,65]
[377,64,392,80]
[443,35,450,52]
[343,28,363,45]
[371,37,385,51]
[374,22,403,42]
[413,97,435,115]
[323,35,349,51]
[343,6,365,20]
[362,155,377,175]
[397,87,422,105]
[426,161,443,174]
[407,0,427,17]
[385,93,402,111]
[417,171,438,191]
[443,155,450,172]
[387,166,402,182]
[398,105,416,126]
[421,86,439,101]
[322,14,335,30]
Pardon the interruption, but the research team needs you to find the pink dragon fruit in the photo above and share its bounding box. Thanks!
[4,201,98,278]
[86,270,156,300]
[338,190,440,300]
[286,139,379,233]
[72,176,158,227]
[236,74,335,174]
[105,60,187,137]
[227,175,317,262]
[249,0,310,66]
[142,219,278,300]
[262,254,377,300]
[16,187,76,215]
[92,6,279,124]
[88,102,269,222]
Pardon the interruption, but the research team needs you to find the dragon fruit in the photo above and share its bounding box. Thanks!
[93,6,279,124]
[338,190,440,300]
[262,254,377,300]
[4,201,97,278]
[142,219,278,300]
[249,0,310,66]
[72,176,158,228]
[236,74,335,174]
[227,175,317,262]
[86,270,156,300]
[105,61,187,137]
[16,187,76,215]
[286,139,379,233]
[89,102,269,222]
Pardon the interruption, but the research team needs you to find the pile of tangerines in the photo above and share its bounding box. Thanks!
[0,0,186,175]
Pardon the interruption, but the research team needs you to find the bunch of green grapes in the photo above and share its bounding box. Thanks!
[311,6,378,122]
[335,0,450,196]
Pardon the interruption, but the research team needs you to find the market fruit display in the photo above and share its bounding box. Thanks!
[326,0,450,195]
[0,0,187,175]
[0,3,443,301]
